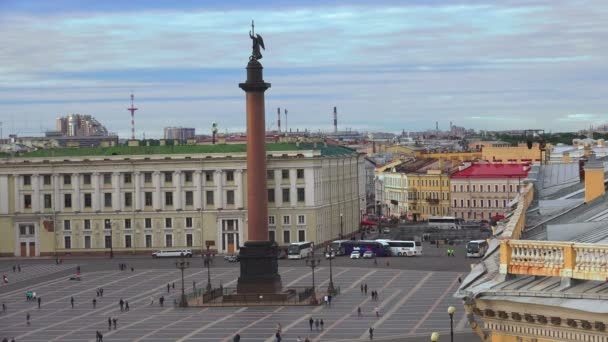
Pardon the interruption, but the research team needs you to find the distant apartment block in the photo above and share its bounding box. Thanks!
[164,127,196,141]
[56,114,109,137]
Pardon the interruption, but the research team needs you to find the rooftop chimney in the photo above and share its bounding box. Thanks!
[584,155,604,203]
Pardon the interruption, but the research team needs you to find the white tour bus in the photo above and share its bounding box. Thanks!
[287,241,314,259]
[151,249,193,258]
[329,240,348,256]
[376,239,422,257]
[466,240,489,258]
[428,216,464,229]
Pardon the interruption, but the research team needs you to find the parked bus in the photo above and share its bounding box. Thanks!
[377,239,422,257]
[329,240,348,256]
[466,240,489,258]
[287,241,314,259]
[428,216,464,229]
[341,240,391,257]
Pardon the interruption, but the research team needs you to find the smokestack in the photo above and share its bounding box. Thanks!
[333,106,337,133]
[277,107,281,132]
[436,121,439,131]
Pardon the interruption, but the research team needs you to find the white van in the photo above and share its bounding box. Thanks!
[151,249,193,258]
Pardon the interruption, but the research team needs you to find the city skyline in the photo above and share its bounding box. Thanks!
[0,0,607,138]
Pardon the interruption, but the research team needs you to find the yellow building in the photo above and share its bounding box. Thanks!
[481,143,551,164]
[407,169,451,220]
[382,144,481,162]
[0,142,363,257]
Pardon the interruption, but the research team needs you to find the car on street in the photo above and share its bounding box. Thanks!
[325,251,336,259]
[350,251,361,259]
[152,249,193,258]
[362,251,374,259]
[383,227,391,234]
[225,255,239,262]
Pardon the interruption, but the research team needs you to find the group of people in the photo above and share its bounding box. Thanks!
[322,294,332,306]
[118,298,130,312]
[11,265,21,272]
[118,263,133,271]
[1,337,16,342]
[308,317,325,331]
[446,248,456,257]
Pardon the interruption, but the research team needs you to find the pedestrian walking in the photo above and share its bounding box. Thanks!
[167,284,170,293]
[364,284,368,294]
[112,318,117,330]
[172,282,175,289]
[119,298,124,311]
[193,281,196,291]
[37,297,41,309]
[17,265,21,272]
[309,317,314,331]
[26,312,30,326]
[108,317,112,330]
[159,296,165,307]
[70,296,74,308]
[375,307,380,318]
[357,306,362,317]
[125,301,129,312]
[98,331,103,342]
[12,265,15,272]
[130,267,134,272]
[328,295,332,306]
[275,331,282,342]
[100,288,104,297]
[276,323,282,334]
[149,296,154,305]
[96,290,100,297]
[323,295,328,306]
[320,319,324,330]
[369,327,374,340]
[2,303,6,313]
[233,333,241,342]
[360,284,364,293]
[314,319,319,331]
[93,298,97,308]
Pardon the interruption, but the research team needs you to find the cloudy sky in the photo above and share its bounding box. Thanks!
[0,0,606,138]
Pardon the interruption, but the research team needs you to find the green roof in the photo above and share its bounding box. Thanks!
[17,143,357,158]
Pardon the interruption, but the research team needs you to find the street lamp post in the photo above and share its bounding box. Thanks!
[325,245,335,294]
[430,332,440,342]
[305,252,321,304]
[203,246,213,292]
[448,306,456,342]
[175,256,190,307]
[340,213,344,239]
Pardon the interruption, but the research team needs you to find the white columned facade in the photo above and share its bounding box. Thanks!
[214,170,223,208]
[112,172,121,211]
[235,169,243,208]
[72,173,81,212]
[14,175,21,213]
[53,174,61,212]
[153,171,161,210]
[134,172,142,211]
[289,168,297,207]
[174,171,182,210]
[32,174,40,213]
[194,170,202,210]
[274,170,282,207]
[0,175,9,214]
[92,172,100,211]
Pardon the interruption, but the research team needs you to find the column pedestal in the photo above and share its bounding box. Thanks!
[236,240,282,294]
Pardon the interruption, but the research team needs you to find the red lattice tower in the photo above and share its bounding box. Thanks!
[127,94,138,140]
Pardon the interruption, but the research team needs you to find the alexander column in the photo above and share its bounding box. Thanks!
[236,22,282,293]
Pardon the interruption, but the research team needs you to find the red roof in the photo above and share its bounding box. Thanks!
[451,164,530,179]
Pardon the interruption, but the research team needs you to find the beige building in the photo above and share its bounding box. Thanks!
[0,143,364,257]
[451,163,530,221]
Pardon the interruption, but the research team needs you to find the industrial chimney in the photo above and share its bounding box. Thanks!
[277,107,281,132]
[333,106,338,133]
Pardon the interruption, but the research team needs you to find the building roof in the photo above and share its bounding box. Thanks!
[394,158,437,173]
[5,143,357,159]
[451,164,530,179]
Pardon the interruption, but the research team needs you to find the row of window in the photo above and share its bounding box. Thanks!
[452,184,520,193]
[22,189,234,209]
[267,188,306,203]
[268,214,306,226]
[62,229,309,249]
[453,199,508,208]
[56,214,307,232]
[454,211,503,219]
[63,233,193,249]
[21,168,306,187]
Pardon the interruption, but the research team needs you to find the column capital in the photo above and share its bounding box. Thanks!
[173,170,182,175]
[194,170,203,174]
[133,171,141,175]
[92,172,100,176]
[236,169,244,174]
[215,170,223,174]
[153,171,161,175]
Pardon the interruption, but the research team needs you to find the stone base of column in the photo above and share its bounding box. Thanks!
[237,240,282,294]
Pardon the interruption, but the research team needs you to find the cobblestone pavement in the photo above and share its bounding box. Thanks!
[0,263,472,341]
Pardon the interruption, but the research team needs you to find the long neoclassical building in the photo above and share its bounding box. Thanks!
[0,142,364,257]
